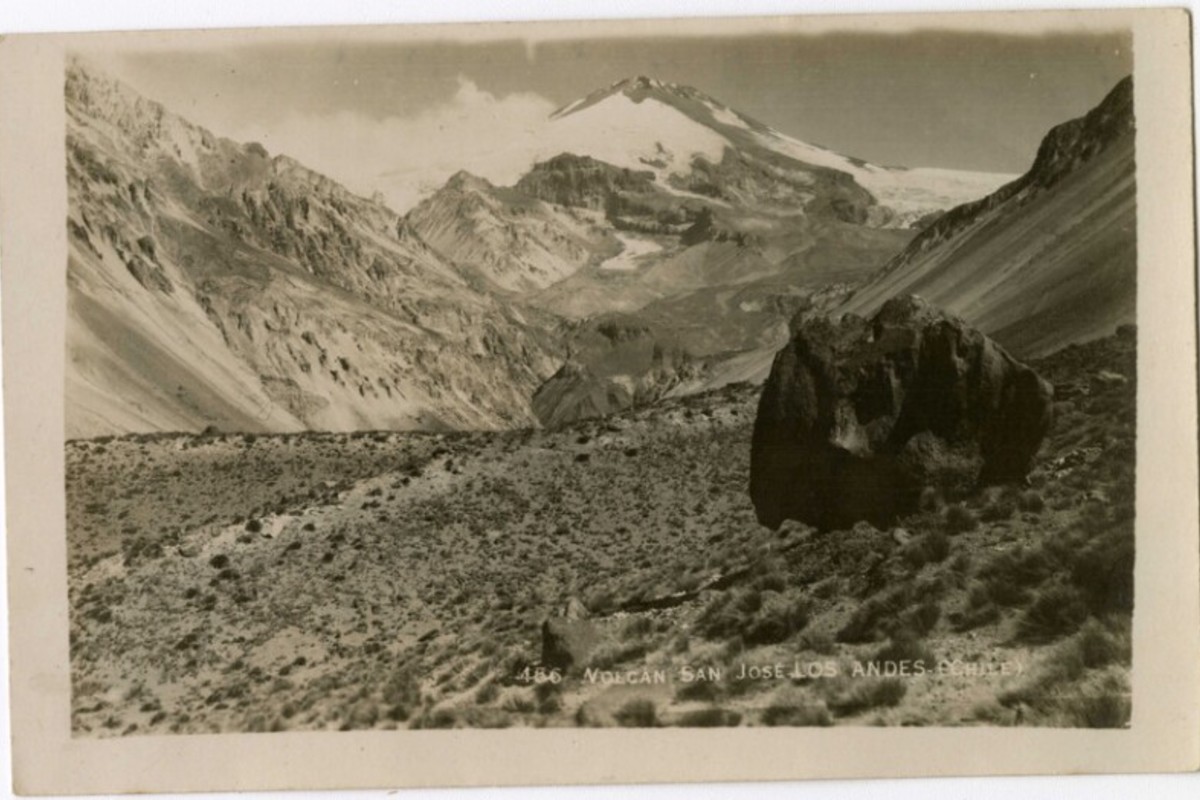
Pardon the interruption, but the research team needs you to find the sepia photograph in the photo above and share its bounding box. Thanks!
[62,22,1139,735]
[1,5,1197,794]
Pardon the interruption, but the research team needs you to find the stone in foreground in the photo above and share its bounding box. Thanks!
[541,617,600,671]
[750,296,1053,531]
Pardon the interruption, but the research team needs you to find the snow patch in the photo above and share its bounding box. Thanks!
[755,128,1014,220]
[858,166,1016,219]
[598,234,665,272]
[657,181,732,206]
[542,94,730,180]
[552,97,586,119]
[754,130,859,176]
[706,102,752,131]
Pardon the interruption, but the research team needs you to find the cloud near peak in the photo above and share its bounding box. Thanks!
[230,75,558,212]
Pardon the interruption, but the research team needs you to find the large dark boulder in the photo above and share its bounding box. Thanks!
[750,296,1053,531]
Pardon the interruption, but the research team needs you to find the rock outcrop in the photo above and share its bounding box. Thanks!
[540,596,600,671]
[404,169,620,293]
[541,618,599,671]
[514,153,657,211]
[750,296,1053,530]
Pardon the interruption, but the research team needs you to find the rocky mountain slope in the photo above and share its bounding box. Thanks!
[67,61,1118,437]
[530,281,855,427]
[400,75,1003,427]
[66,60,560,437]
[406,77,1013,323]
[72,63,1003,438]
[839,77,1136,358]
[403,170,620,293]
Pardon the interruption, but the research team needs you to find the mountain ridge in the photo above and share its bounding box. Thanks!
[541,73,1016,228]
[838,75,1135,358]
[66,60,563,437]
[403,168,621,293]
[65,60,1130,436]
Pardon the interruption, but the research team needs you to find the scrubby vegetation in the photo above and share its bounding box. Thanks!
[68,331,1135,734]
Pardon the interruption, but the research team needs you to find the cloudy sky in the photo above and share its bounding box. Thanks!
[88,24,1132,211]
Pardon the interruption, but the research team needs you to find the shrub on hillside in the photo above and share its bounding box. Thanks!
[620,616,654,641]
[870,633,935,668]
[1000,638,1131,729]
[586,640,648,671]
[1017,581,1090,642]
[382,665,422,721]
[760,701,833,727]
[917,486,944,513]
[952,582,1002,632]
[897,598,942,638]
[613,698,658,727]
[943,504,978,535]
[823,678,907,717]
[410,708,458,729]
[744,591,812,646]
[122,535,164,567]
[473,680,500,705]
[675,677,722,703]
[1073,618,1131,669]
[900,530,951,569]
[697,587,811,646]
[838,582,942,643]
[1069,527,1134,613]
[1061,674,1132,728]
[676,708,741,727]
[797,629,836,655]
[976,544,1055,607]
[500,690,536,714]
[1017,490,1046,514]
[533,680,562,714]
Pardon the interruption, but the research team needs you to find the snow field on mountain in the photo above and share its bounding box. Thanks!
[599,233,666,272]
[755,129,1014,219]
[538,94,730,180]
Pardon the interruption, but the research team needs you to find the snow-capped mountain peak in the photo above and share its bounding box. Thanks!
[542,75,1014,226]
[550,75,681,119]
[614,74,670,92]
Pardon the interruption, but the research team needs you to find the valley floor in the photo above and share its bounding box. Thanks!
[66,332,1135,733]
